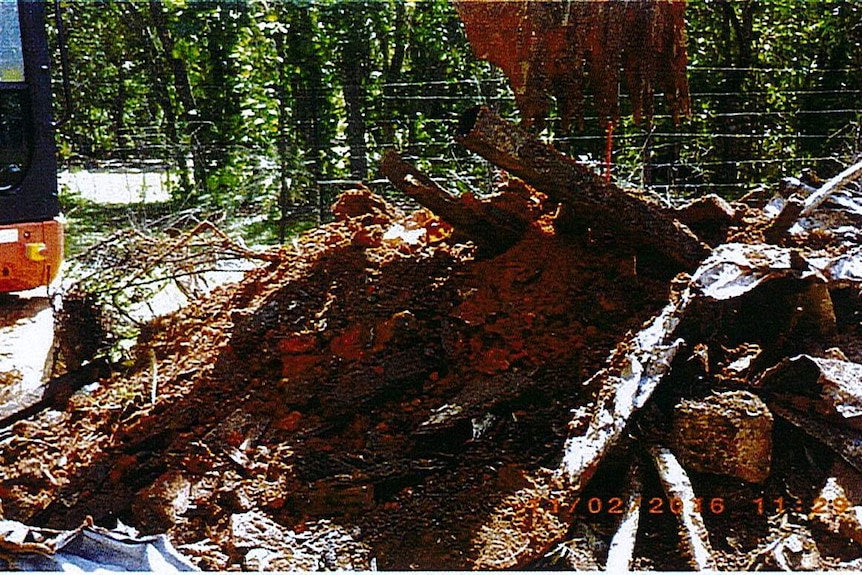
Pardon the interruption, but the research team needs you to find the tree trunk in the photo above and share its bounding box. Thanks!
[121,2,192,194]
[380,2,409,146]
[340,7,370,180]
[286,4,327,222]
[276,31,291,243]
[149,0,208,197]
[457,107,710,271]
[110,49,127,159]
[713,0,756,186]
[201,5,245,174]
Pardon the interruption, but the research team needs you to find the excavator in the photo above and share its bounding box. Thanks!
[0,0,64,292]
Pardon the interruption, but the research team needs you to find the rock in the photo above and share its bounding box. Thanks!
[672,390,773,483]
[229,511,373,570]
[131,471,192,532]
[757,355,862,428]
[332,186,396,224]
[674,194,738,246]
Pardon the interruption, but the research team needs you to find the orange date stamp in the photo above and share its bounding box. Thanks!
[753,496,854,516]
[573,496,727,515]
[573,495,855,516]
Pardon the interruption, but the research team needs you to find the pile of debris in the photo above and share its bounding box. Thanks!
[2,109,862,571]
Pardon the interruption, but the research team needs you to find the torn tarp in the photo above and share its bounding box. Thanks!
[0,519,198,572]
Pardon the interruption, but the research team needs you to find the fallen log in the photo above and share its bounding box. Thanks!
[0,357,110,430]
[649,445,717,571]
[379,150,528,253]
[456,106,709,270]
[468,260,693,569]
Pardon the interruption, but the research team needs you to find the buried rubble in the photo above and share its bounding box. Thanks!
[3,135,862,569]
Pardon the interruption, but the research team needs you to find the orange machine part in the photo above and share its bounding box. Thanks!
[0,218,64,292]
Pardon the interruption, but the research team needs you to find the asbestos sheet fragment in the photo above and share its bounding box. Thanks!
[752,520,822,571]
[229,511,373,571]
[757,354,862,424]
[649,446,717,570]
[690,242,812,300]
[559,285,691,487]
[816,246,862,284]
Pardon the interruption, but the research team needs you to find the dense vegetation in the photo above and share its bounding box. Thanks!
[52,0,862,242]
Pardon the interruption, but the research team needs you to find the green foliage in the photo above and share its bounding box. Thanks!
[50,0,862,236]
[662,0,862,196]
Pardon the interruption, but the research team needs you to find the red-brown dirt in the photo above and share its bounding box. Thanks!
[0,184,672,569]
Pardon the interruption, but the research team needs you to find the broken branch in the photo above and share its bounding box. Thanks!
[0,358,110,430]
[379,150,528,252]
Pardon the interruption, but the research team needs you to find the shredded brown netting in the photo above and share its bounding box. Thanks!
[454,0,691,129]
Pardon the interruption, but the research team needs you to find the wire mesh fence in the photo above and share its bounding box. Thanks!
[63,68,861,204]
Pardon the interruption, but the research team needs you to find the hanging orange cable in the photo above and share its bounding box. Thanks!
[604,121,615,183]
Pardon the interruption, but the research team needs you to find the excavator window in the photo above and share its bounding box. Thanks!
[0,0,29,193]
[0,1,24,81]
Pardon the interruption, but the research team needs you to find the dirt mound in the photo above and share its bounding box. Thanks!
[6,170,862,571]
[0,184,671,569]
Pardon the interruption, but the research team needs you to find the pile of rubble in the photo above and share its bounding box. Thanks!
[2,110,862,571]
[0,186,670,569]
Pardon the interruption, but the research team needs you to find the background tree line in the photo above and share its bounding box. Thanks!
[52,0,862,242]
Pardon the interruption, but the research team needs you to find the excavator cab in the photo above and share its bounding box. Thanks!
[0,0,63,292]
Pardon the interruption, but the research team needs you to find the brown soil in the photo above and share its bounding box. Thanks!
[0,185,672,569]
